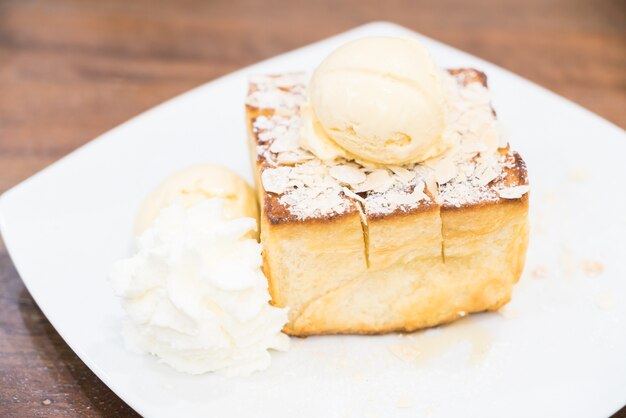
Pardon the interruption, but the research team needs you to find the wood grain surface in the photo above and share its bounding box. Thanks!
[0,0,624,416]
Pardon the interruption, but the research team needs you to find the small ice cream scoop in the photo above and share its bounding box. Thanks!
[134,164,258,236]
[306,36,449,165]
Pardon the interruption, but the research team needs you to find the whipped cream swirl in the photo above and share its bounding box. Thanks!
[110,198,289,376]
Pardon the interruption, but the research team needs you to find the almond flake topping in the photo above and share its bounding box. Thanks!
[497,185,530,199]
[388,165,416,184]
[424,156,457,185]
[248,70,528,220]
[355,169,393,193]
[261,167,292,194]
[329,164,367,185]
[269,129,300,153]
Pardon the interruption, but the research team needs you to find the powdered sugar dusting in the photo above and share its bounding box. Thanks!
[261,160,353,220]
[364,180,429,216]
[248,70,528,221]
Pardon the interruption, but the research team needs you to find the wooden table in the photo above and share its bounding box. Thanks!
[0,0,624,416]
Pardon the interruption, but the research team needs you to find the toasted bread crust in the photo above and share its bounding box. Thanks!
[263,193,360,226]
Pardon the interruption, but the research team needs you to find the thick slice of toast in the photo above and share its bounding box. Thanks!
[245,70,529,336]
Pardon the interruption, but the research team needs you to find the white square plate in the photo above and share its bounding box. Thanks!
[1,22,625,418]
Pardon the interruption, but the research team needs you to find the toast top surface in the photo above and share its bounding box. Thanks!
[247,69,529,224]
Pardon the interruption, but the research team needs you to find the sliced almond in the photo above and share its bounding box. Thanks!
[276,149,315,165]
[425,156,458,185]
[355,169,393,193]
[388,165,416,184]
[342,186,365,203]
[269,129,300,153]
[498,185,530,199]
[423,173,439,199]
[261,167,292,194]
[329,164,367,185]
[475,166,499,186]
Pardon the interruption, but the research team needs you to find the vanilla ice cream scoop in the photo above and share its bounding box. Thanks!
[308,37,448,165]
[134,164,258,235]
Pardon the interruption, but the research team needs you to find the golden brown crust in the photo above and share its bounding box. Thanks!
[263,193,359,226]
[286,309,497,337]
[512,151,528,185]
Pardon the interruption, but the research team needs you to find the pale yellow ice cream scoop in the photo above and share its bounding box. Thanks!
[134,164,258,236]
[307,36,448,165]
